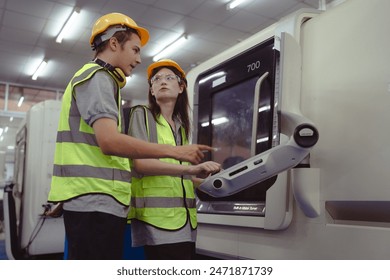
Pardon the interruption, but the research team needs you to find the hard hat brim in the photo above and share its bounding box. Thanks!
[147,59,186,80]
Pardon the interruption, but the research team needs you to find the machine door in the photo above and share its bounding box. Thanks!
[195,38,280,217]
[192,33,304,229]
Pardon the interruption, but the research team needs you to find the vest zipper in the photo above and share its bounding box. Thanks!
[169,123,191,224]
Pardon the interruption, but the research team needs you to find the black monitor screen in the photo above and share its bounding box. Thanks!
[196,75,276,202]
[195,38,278,205]
[211,76,256,168]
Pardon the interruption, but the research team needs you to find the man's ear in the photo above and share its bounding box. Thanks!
[109,37,118,50]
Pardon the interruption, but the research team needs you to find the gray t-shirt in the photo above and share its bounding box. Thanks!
[128,107,196,246]
[63,69,129,218]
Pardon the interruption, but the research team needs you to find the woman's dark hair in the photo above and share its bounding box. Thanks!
[148,66,191,140]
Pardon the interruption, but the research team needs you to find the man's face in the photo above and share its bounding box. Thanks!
[115,33,142,77]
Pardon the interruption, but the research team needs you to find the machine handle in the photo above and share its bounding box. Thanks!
[198,112,319,198]
[251,72,269,156]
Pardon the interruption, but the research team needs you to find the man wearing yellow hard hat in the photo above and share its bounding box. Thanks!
[48,13,214,260]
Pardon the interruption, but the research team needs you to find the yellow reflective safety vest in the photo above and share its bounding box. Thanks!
[128,106,197,230]
[48,62,131,206]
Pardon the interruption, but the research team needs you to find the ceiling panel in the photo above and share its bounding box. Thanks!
[0,0,337,153]
[153,0,205,15]
[3,10,46,33]
[245,0,300,18]
[190,1,234,25]
[222,9,272,32]
[6,0,55,18]
[142,7,185,30]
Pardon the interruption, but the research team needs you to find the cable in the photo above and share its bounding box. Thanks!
[22,204,50,256]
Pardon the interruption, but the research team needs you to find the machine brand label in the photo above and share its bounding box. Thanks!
[233,205,259,211]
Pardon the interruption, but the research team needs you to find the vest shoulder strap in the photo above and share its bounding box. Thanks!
[125,105,157,143]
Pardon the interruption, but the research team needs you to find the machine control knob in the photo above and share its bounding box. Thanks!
[213,179,223,189]
[293,124,319,148]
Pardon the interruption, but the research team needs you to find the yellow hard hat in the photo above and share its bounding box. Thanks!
[90,13,149,48]
[147,59,186,80]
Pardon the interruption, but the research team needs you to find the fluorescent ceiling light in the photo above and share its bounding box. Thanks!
[0,128,3,137]
[258,105,271,113]
[256,137,269,143]
[201,117,229,127]
[17,96,24,107]
[32,60,47,80]
[226,0,247,10]
[199,71,226,84]
[153,34,188,62]
[56,8,80,43]
[212,117,229,126]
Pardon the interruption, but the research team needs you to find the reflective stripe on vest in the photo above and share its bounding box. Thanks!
[48,63,131,206]
[129,108,197,230]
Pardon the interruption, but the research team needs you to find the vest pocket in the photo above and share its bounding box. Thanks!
[141,206,175,218]
[139,183,175,217]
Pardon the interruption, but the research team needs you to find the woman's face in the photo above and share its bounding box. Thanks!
[150,67,183,103]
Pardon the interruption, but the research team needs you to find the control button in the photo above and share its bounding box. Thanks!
[213,179,223,189]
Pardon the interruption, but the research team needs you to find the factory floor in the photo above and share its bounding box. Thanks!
[0,230,7,260]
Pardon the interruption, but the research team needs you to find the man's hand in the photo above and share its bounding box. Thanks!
[174,144,215,164]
